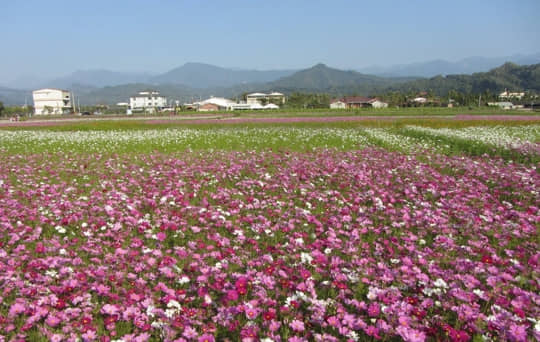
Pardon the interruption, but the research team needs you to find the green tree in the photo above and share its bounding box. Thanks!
[0,101,4,117]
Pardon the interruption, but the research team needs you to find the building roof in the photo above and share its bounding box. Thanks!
[331,96,373,104]
[200,103,219,109]
[332,97,385,105]
[33,88,70,93]
[246,92,267,97]
[129,90,163,98]
[268,92,284,96]
[130,93,166,99]
[199,97,235,107]
[344,96,373,104]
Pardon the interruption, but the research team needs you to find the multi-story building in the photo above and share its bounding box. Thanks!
[32,88,73,115]
[129,90,168,113]
[499,90,525,100]
[246,92,285,106]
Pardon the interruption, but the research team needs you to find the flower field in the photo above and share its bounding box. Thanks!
[0,123,539,341]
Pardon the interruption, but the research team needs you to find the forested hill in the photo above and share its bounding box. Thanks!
[386,63,540,95]
[266,63,414,94]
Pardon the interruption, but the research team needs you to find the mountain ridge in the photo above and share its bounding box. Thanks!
[359,53,540,77]
[1,62,538,106]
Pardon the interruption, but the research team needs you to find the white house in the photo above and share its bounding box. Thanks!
[330,97,388,109]
[195,96,279,111]
[32,88,73,115]
[499,90,525,100]
[129,90,168,113]
[370,100,388,108]
[246,92,285,106]
[488,101,515,110]
[330,100,347,109]
[263,103,280,109]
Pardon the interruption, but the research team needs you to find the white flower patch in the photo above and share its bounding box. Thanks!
[55,225,67,234]
[178,276,190,285]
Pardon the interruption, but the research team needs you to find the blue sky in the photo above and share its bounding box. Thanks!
[1,0,539,81]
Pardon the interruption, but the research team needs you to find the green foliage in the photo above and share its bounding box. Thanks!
[284,93,331,108]
[2,105,33,117]
[387,63,540,98]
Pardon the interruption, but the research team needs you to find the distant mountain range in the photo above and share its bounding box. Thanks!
[358,53,540,77]
[151,62,296,88]
[3,53,538,91]
[49,70,155,89]
[2,63,297,91]
[1,59,539,106]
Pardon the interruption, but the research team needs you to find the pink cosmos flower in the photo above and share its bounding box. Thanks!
[508,323,527,342]
[46,314,61,327]
[226,289,239,301]
[50,334,64,342]
[198,334,215,342]
[396,326,426,342]
[290,319,305,332]
[245,307,259,320]
[82,330,97,342]
[156,232,167,241]
[183,327,198,339]
[101,304,119,316]
[367,302,381,317]
[8,302,26,317]
[327,316,339,328]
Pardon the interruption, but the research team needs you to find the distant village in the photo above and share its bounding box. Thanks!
[24,87,535,116]
[31,89,288,115]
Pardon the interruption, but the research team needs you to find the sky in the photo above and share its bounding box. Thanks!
[1,0,539,82]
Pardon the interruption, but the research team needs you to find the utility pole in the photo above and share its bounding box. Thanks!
[478,94,481,108]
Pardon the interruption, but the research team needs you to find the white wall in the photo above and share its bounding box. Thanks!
[33,89,72,115]
[330,101,346,109]
[371,101,388,109]
[130,95,168,111]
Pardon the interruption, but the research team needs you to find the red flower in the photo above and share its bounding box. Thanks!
[55,299,66,310]
[104,315,118,325]
[81,316,93,326]
[481,254,493,264]
[263,308,276,321]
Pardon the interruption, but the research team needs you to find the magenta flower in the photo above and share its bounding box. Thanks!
[226,289,239,301]
[198,334,215,342]
[508,323,527,342]
[367,302,381,317]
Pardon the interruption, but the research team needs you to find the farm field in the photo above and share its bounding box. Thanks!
[0,118,539,341]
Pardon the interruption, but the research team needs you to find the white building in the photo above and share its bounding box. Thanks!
[499,90,525,100]
[246,92,285,106]
[197,97,236,110]
[370,100,388,108]
[195,96,278,111]
[129,90,168,113]
[32,88,73,115]
[330,100,347,109]
[330,97,388,109]
[488,101,515,110]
